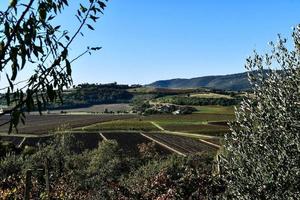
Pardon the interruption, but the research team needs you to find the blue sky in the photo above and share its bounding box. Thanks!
[2,0,300,86]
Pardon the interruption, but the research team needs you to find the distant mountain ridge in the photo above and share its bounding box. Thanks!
[148,72,251,91]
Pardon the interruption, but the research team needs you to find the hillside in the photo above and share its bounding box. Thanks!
[148,71,251,91]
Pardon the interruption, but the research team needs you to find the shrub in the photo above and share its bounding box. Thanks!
[0,154,24,180]
[117,153,215,199]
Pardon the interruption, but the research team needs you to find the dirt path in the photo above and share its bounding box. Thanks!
[150,121,165,131]
[199,139,221,149]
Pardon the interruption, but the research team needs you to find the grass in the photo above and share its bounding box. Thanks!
[143,112,234,136]
[82,119,159,131]
[193,105,235,114]
[144,113,234,123]
[190,92,233,99]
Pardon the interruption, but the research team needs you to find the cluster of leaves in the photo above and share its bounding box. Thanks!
[219,28,300,199]
[0,0,107,132]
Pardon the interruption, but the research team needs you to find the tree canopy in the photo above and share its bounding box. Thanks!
[0,0,107,132]
[220,27,300,199]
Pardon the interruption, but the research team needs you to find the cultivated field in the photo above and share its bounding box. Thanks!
[145,133,217,154]
[0,132,104,155]
[48,103,132,114]
[190,92,233,99]
[143,113,233,136]
[83,119,158,132]
[101,132,171,155]
[144,113,234,122]
[0,114,135,134]
[194,105,235,114]
[82,112,233,136]
[0,104,235,156]
[159,124,229,136]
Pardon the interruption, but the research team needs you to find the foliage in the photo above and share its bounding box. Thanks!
[0,0,107,131]
[0,141,20,158]
[0,132,218,199]
[220,29,300,199]
[157,96,241,106]
[137,142,160,161]
[57,83,134,109]
[0,153,24,180]
[131,97,151,113]
[116,153,216,199]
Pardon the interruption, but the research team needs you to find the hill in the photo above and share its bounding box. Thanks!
[148,71,251,91]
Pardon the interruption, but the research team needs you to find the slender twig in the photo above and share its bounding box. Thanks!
[66,2,94,49]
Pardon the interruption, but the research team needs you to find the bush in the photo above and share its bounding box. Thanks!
[0,154,24,180]
[116,153,215,199]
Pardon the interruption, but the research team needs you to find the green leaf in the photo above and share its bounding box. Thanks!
[87,24,95,30]
[66,59,72,76]
[90,15,99,22]
[80,4,87,13]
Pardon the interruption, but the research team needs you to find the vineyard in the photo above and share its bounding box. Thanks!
[0,114,135,135]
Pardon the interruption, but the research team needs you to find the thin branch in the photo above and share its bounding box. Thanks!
[0,0,35,62]
[66,2,94,49]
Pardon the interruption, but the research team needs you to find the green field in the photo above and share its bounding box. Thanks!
[194,105,235,114]
[190,92,233,99]
[82,119,159,131]
[81,106,235,137]
[144,113,233,136]
[144,112,234,123]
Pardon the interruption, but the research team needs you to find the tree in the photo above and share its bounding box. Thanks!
[0,0,107,132]
[219,26,300,199]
